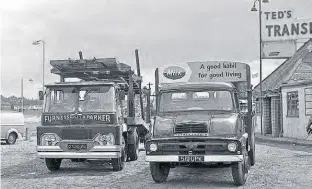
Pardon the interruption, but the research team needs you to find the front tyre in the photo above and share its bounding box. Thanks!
[112,157,124,171]
[128,128,139,161]
[112,137,126,171]
[45,158,62,171]
[231,154,249,186]
[150,162,170,183]
[71,159,86,162]
[249,133,256,166]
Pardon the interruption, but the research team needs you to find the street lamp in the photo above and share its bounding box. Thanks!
[21,78,34,113]
[32,40,45,93]
[251,0,269,135]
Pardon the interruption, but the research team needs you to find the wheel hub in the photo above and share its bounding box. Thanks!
[8,135,15,142]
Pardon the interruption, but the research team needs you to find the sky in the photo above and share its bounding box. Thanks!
[1,0,312,99]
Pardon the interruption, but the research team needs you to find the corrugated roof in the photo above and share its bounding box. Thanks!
[253,38,312,97]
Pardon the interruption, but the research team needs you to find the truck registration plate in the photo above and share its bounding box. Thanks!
[178,156,204,162]
[68,144,87,150]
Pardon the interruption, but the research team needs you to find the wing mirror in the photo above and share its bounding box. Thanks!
[39,91,44,100]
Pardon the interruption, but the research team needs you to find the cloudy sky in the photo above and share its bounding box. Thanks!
[1,0,312,98]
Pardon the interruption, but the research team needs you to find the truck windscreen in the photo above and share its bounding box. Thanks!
[44,86,115,113]
[159,90,233,112]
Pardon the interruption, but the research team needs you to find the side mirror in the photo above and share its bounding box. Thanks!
[39,91,44,100]
[119,90,126,100]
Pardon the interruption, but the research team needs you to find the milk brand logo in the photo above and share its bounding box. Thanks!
[163,66,186,80]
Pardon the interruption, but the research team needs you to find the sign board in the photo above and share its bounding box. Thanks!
[262,40,297,59]
[262,9,312,41]
[158,61,248,84]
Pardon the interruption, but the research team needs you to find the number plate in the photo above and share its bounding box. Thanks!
[178,156,204,162]
[68,144,87,150]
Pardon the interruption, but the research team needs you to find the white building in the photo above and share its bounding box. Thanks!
[253,38,312,140]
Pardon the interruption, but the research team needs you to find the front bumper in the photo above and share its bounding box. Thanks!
[37,145,122,159]
[145,155,243,162]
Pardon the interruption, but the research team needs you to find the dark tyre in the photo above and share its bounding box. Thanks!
[231,157,248,186]
[128,128,139,161]
[45,158,62,171]
[112,137,126,171]
[6,132,17,145]
[71,159,86,162]
[150,162,170,183]
[112,157,124,171]
[249,133,256,166]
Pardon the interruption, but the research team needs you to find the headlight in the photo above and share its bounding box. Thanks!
[228,142,237,152]
[95,133,115,146]
[149,143,158,152]
[40,133,61,146]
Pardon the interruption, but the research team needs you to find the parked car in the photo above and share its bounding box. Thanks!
[1,111,25,144]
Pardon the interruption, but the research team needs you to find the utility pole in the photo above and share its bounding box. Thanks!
[146,82,153,123]
[259,0,263,135]
[251,0,269,135]
[135,49,145,120]
[32,40,45,92]
[21,79,24,113]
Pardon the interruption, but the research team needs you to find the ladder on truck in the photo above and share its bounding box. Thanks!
[50,57,142,95]
[49,54,150,139]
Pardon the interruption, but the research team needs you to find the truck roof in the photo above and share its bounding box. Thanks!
[45,81,118,87]
[159,82,235,92]
[49,57,141,94]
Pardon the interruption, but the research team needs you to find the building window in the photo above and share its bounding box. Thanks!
[305,88,312,115]
[287,91,299,117]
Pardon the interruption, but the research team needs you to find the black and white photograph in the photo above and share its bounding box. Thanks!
[1,0,312,188]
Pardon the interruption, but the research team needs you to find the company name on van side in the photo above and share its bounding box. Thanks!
[44,114,111,123]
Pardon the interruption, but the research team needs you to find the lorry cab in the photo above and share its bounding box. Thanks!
[37,81,127,170]
[146,61,254,186]
[152,82,245,138]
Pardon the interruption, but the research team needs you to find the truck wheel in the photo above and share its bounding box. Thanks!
[6,132,17,145]
[249,133,256,166]
[128,128,139,161]
[150,162,170,183]
[128,143,139,161]
[112,157,124,171]
[231,155,248,186]
[45,158,62,171]
[71,159,86,162]
[112,137,126,171]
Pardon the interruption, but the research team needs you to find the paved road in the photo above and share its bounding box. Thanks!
[1,137,312,189]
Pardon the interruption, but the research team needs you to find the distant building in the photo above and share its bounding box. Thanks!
[253,38,312,140]
[1,102,13,111]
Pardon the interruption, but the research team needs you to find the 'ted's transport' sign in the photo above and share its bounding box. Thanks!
[159,61,248,84]
[262,9,312,41]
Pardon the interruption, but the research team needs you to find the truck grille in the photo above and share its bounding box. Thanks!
[174,123,208,134]
[61,128,92,140]
[160,143,227,155]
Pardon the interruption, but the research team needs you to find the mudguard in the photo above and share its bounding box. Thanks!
[6,128,20,139]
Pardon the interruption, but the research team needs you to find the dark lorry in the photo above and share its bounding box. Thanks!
[145,61,255,186]
[37,51,151,171]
